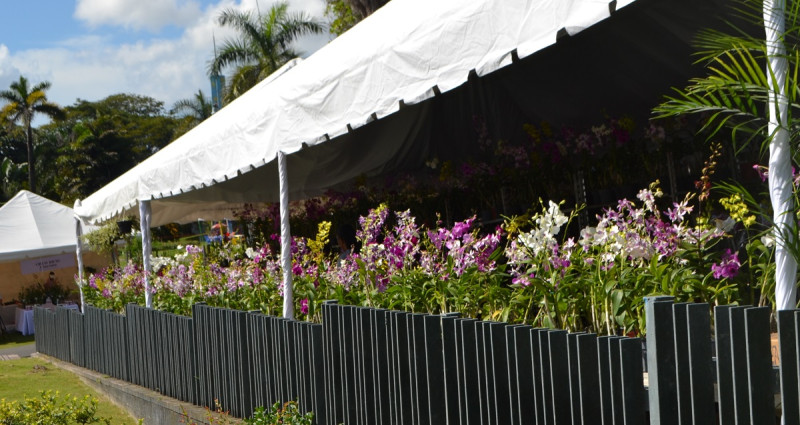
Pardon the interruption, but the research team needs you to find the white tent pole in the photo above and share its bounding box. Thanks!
[73,200,86,313]
[279,151,294,319]
[765,0,797,311]
[139,200,153,309]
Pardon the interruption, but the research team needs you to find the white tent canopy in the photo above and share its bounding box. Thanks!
[74,0,727,227]
[0,190,94,262]
[74,0,732,314]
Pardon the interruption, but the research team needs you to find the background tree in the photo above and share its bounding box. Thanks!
[0,125,25,201]
[171,90,213,137]
[342,0,388,18]
[325,0,360,36]
[209,2,324,102]
[0,157,26,202]
[324,0,389,35]
[0,76,64,193]
[32,93,180,204]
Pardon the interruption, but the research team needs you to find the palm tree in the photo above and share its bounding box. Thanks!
[171,90,213,129]
[209,2,324,102]
[653,0,799,310]
[0,76,64,193]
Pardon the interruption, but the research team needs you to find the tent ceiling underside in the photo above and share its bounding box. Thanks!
[78,0,727,227]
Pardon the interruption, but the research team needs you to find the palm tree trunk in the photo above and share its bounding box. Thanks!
[25,116,36,193]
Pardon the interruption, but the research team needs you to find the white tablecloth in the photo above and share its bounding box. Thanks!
[15,308,34,336]
[15,304,79,335]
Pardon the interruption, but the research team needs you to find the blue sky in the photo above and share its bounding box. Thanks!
[0,0,330,117]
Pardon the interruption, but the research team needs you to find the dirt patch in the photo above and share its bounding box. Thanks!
[30,364,49,373]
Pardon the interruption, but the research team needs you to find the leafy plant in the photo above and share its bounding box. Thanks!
[245,401,313,425]
[0,390,110,425]
[18,281,71,306]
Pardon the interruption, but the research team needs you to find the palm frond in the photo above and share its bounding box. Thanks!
[33,102,65,121]
[210,1,324,96]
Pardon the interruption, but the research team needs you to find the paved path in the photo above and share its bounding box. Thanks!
[0,343,36,360]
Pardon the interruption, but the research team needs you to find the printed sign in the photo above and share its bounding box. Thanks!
[20,254,76,275]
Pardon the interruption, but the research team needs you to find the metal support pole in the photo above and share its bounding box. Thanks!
[73,200,86,313]
[139,200,153,308]
[279,151,294,319]
[765,0,798,311]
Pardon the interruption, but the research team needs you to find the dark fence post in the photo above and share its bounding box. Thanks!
[68,309,85,367]
[321,301,341,425]
[508,325,533,425]
[730,305,752,422]
[672,303,691,424]
[440,315,460,423]
[548,329,571,425]
[685,303,713,425]
[619,337,645,424]
[744,307,773,423]
[644,295,676,425]
[567,333,581,423]
[714,305,735,425]
[778,310,800,425]
[457,319,480,424]
[476,321,490,425]
[576,333,600,424]
[489,322,510,425]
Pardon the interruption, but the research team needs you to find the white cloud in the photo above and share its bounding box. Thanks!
[0,44,23,93]
[4,0,330,115]
[75,0,204,32]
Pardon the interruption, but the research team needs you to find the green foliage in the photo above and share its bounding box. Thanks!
[245,401,313,425]
[18,280,71,306]
[171,90,213,136]
[325,0,361,36]
[0,390,110,425]
[83,222,124,257]
[0,156,26,203]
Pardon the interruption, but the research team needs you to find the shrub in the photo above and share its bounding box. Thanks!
[0,390,110,424]
[245,401,313,425]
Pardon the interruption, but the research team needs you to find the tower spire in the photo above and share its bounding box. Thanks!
[210,32,225,113]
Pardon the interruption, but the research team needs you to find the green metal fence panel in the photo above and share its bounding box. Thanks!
[35,300,797,425]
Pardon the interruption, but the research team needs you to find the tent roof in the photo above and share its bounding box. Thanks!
[76,0,725,227]
[0,191,92,262]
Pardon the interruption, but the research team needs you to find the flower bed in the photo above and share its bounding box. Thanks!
[81,181,773,336]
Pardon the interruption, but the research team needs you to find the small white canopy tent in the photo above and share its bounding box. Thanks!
[0,190,92,261]
[0,191,96,310]
[76,0,733,316]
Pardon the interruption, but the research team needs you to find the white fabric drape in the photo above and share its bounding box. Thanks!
[765,0,798,311]
[139,200,153,308]
[74,200,86,313]
[279,151,294,319]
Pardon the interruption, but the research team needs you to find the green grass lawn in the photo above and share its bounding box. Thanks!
[0,332,35,349]
[0,357,138,424]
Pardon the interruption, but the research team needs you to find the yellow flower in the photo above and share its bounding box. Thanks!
[523,124,541,144]
[308,221,331,261]
[719,194,755,229]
